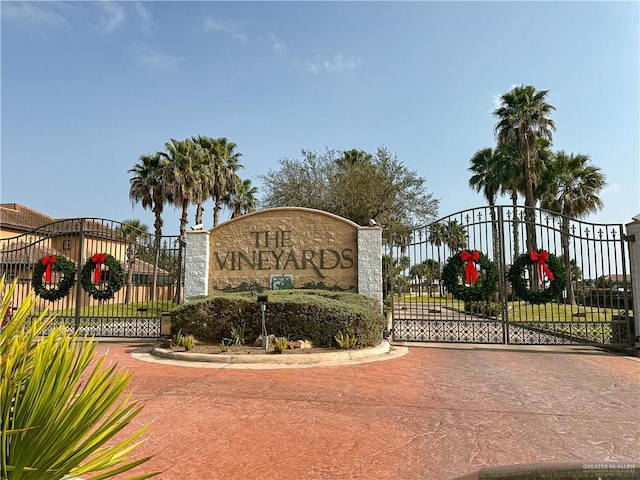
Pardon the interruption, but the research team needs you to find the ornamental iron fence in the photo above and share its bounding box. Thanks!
[1,218,184,337]
[386,205,633,346]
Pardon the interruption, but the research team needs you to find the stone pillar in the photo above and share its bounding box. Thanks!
[357,227,383,310]
[625,217,640,345]
[184,230,210,300]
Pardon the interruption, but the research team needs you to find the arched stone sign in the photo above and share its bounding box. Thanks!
[184,207,382,307]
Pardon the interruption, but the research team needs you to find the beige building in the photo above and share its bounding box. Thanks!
[0,203,175,312]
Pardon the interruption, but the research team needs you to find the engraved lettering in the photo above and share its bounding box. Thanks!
[341,248,354,268]
[302,250,326,278]
[320,249,341,269]
[214,252,232,270]
[284,250,300,269]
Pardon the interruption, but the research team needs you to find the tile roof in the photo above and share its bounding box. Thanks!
[0,203,120,240]
[599,274,631,283]
[1,203,57,232]
[0,241,64,265]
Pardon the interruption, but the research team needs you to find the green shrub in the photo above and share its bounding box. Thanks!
[0,277,155,480]
[335,332,358,349]
[172,329,195,350]
[464,301,501,318]
[170,290,385,348]
[273,337,288,354]
[230,324,245,345]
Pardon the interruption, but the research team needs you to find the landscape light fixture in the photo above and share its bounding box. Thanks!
[257,294,268,350]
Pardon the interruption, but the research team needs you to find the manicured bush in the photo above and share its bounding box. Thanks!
[170,290,386,348]
[464,301,502,319]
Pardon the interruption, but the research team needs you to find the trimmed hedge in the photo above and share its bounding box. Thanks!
[169,290,386,348]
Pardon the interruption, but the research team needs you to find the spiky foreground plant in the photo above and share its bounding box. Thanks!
[0,277,156,480]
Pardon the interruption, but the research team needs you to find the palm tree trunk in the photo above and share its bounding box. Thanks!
[195,202,204,225]
[523,151,538,253]
[180,199,189,240]
[213,195,221,227]
[511,191,519,256]
[125,244,135,304]
[151,208,164,302]
[561,218,575,304]
[489,203,500,301]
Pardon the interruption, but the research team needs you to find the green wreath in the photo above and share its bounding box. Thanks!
[441,250,498,302]
[80,253,125,300]
[508,250,566,305]
[32,254,76,301]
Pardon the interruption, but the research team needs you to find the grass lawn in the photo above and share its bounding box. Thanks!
[35,300,177,318]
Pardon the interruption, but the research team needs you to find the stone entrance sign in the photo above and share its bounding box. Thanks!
[184,207,382,306]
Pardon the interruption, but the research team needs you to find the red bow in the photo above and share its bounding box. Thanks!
[460,250,480,284]
[41,255,57,282]
[91,253,107,283]
[530,250,554,285]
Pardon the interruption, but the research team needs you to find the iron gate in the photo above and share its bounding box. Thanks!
[387,205,633,346]
[0,218,184,338]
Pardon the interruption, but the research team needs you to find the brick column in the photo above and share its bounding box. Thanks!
[625,217,640,345]
[184,230,210,300]
[357,227,383,310]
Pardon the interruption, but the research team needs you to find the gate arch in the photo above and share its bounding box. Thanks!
[386,205,633,346]
[0,218,183,337]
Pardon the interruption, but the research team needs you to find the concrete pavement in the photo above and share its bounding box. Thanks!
[97,342,640,480]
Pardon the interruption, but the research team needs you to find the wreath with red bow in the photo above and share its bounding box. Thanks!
[441,250,498,302]
[32,254,77,301]
[508,249,566,304]
[80,253,125,300]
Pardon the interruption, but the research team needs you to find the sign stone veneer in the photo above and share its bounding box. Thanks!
[184,207,382,308]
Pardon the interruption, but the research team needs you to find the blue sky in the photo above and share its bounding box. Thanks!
[2,1,638,237]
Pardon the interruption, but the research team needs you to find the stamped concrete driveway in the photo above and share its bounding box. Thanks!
[101,342,640,480]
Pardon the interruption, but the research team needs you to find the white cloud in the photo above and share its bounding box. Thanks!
[273,41,285,54]
[134,2,154,33]
[2,2,69,28]
[97,2,125,33]
[203,18,248,43]
[306,54,362,74]
[203,19,226,32]
[270,34,285,55]
[135,45,182,70]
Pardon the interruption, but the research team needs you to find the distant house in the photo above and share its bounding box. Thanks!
[596,274,632,290]
[0,203,174,308]
[0,203,57,239]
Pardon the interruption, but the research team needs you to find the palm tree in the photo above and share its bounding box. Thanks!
[428,222,447,294]
[445,220,468,252]
[129,153,169,301]
[119,219,150,304]
[128,152,169,253]
[409,259,440,296]
[494,85,556,252]
[468,147,502,263]
[195,137,243,227]
[120,219,150,240]
[428,222,447,250]
[161,138,202,240]
[496,137,553,257]
[226,179,258,219]
[382,254,410,304]
[186,139,212,227]
[540,151,606,303]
